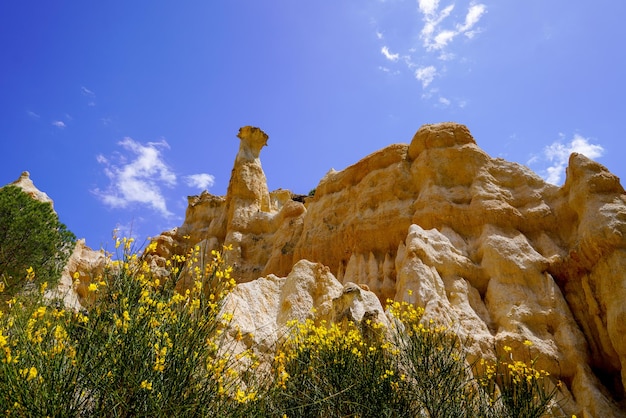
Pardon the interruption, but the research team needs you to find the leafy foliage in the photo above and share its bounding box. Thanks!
[0,241,256,417]
[0,185,76,297]
[253,300,560,418]
[261,318,412,417]
[0,236,563,417]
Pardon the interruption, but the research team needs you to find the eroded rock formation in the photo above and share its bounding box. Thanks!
[148,123,626,416]
[11,171,54,207]
[12,122,625,416]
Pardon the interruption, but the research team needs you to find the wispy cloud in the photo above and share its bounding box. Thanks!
[415,65,437,88]
[184,173,215,190]
[418,0,442,17]
[438,96,451,106]
[81,86,96,106]
[456,3,487,36]
[529,134,605,185]
[81,86,95,96]
[375,1,487,102]
[27,110,40,119]
[93,138,177,217]
[420,2,485,50]
[381,46,399,61]
[52,120,66,129]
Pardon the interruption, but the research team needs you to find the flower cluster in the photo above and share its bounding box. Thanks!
[261,295,560,417]
[0,243,563,417]
[0,238,253,416]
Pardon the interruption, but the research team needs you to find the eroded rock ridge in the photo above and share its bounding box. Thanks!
[145,123,626,416]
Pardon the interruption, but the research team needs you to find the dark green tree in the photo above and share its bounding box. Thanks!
[0,185,76,297]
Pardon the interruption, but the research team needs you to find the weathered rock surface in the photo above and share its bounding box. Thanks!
[11,122,625,416]
[220,259,390,363]
[148,123,626,416]
[10,171,54,208]
[52,239,108,309]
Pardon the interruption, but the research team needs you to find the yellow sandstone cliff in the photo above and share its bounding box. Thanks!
[146,123,626,416]
[23,122,623,416]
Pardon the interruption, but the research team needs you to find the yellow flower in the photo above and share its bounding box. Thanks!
[21,366,38,381]
[33,306,46,319]
[140,380,153,390]
[523,339,533,347]
[73,271,80,279]
[234,388,256,403]
[145,241,158,253]
[88,283,98,292]
[76,313,89,324]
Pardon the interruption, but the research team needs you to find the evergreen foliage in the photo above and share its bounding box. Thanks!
[0,185,76,297]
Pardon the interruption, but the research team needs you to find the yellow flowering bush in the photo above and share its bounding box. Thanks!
[477,342,558,418]
[0,239,254,417]
[255,298,560,417]
[0,238,561,417]
[261,317,413,417]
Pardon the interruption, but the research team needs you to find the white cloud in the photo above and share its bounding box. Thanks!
[52,120,66,128]
[418,0,441,16]
[184,173,215,190]
[81,86,95,97]
[420,4,455,50]
[93,138,177,217]
[533,134,605,185]
[420,3,485,51]
[456,3,487,33]
[27,111,40,119]
[415,65,437,88]
[81,86,96,106]
[375,1,486,98]
[432,29,456,50]
[381,46,399,61]
[438,96,451,106]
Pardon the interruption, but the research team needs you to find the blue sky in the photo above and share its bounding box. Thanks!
[1,1,624,251]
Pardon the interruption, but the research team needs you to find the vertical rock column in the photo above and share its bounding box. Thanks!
[223,126,272,278]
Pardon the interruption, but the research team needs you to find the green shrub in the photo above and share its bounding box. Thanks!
[256,299,559,418]
[259,318,412,417]
[0,185,75,298]
[0,241,255,417]
[0,235,562,417]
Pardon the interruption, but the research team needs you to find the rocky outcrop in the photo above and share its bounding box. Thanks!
[10,171,54,208]
[51,239,108,309]
[148,127,306,282]
[220,259,389,363]
[149,123,626,416]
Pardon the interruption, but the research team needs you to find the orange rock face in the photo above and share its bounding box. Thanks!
[147,123,626,416]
